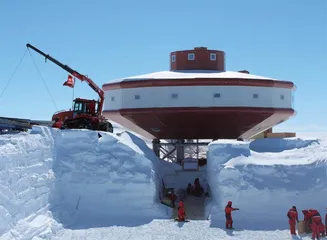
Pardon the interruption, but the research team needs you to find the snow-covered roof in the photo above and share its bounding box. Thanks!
[105,70,281,85]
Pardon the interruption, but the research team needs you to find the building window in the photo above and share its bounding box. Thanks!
[172,54,176,62]
[171,93,178,99]
[213,93,220,98]
[134,95,140,100]
[253,94,258,99]
[188,53,195,61]
[151,128,161,133]
[280,94,285,100]
[111,96,115,101]
[210,53,216,61]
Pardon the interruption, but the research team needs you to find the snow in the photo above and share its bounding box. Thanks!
[207,137,327,231]
[1,126,327,239]
[50,129,167,229]
[0,127,55,236]
[0,126,168,239]
[104,70,282,85]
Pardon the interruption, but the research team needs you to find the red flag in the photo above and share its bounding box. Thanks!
[63,75,75,88]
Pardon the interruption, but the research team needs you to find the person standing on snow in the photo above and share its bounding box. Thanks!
[287,206,299,235]
[325,209,327,236]
[193,178,204,197]
[302,209,312,233]
[177,200,186,222]
[310,209,323,239]
[225,201,239,229]
[52,117,63,129]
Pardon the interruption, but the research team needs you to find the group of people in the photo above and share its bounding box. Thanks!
[177,179,327,236]
[186,177,207,197]
[174,178,208,222]
[287,206,327,239]
[224,203,327,238]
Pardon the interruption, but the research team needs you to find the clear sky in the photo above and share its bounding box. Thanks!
[0,0,326,132]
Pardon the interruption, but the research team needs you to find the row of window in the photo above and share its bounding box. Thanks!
[171,52,217,62]
[110,94,285,101]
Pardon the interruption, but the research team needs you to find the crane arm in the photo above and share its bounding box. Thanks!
[26,43,105,113]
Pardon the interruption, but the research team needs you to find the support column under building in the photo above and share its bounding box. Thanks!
[176,139,185,163]
[152,139,160,158]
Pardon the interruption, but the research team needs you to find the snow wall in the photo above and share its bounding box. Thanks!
[0,127,56,236]
[206,137,327,230]
[0,126,168,235]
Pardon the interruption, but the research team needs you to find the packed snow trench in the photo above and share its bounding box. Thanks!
[1,126,327,240]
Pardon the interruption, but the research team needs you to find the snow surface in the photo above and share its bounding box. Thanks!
[1,127,327,239]
[104,70,282,84]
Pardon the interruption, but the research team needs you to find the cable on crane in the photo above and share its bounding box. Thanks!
[0,49,28,99]
[27,48,58,111]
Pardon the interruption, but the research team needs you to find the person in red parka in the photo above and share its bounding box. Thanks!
[177,200,186,222]
[225,201,239,229]
[287,206,299,235]
[311,209,323,240]
[52,117,63,129]
[193,178,204,197]
[302,209,313,233]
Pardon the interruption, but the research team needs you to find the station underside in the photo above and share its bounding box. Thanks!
[104,107,295,140]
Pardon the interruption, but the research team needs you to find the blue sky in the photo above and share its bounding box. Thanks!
[0,0,326,132]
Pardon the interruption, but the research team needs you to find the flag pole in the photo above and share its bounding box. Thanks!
[72,77,75,109]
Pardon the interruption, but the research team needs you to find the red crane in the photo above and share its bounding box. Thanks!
[26,43,113,132]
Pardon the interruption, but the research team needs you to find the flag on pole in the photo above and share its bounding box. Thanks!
[63,75,75,88]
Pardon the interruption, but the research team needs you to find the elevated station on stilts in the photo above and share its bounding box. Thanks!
[102,46,296,219]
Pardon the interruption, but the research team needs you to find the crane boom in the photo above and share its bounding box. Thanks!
[26,43,105,114]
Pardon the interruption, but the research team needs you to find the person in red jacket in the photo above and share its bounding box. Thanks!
[311,209,323,240]
[302,209,313,233]
[287,206,299,235]
[325,209,327,237]
[193,178,204,197]
[177,200,186,222]
[225,201,239,229]
[52,117,63,129]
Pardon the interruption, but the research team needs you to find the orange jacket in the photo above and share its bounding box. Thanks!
[311,210,322,224]
[302,210,312,222]
[178,201,185,217]
[52,120,63,129]
[287,208,298,224]
[225,201,239,219]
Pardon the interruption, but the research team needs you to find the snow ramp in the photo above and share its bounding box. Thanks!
[207,137,327,230]
[0,126,168,237]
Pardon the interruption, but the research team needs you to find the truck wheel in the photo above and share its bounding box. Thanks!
[77,119,93,130]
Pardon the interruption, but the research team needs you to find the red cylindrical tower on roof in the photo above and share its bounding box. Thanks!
[170,47,225,71]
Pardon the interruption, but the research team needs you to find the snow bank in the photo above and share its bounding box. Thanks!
[249,137,319,152]
[207,138,327,230]
[0,126,168,237]
[0,127,56,235]
[51,129,167,228]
